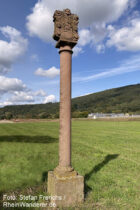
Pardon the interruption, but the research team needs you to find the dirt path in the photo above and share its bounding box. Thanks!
[0,120,14,123]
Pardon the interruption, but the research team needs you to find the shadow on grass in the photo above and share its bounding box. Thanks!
[42,171,48,182]
[0,135,58,144]
[84,154,119,196]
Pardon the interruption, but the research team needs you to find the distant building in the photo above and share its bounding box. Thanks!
[88,113,129,119]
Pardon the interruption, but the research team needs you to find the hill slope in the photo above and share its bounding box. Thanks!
[72,84,140,114]
[0,84,140,119]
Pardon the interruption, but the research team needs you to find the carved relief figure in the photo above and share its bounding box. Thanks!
[53,9,79,48]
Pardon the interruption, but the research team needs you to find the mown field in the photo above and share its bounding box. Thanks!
[0,120,140,209]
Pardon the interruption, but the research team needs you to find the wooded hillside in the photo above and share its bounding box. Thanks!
[0,84,140,119]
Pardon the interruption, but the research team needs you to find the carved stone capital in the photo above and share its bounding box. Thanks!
[53,9,79,48]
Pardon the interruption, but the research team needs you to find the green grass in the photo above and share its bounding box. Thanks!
[0,120,140,209]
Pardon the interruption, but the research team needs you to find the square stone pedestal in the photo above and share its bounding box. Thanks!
[47,171,84,207]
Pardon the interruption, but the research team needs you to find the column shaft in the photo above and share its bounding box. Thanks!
[59,45,72,168]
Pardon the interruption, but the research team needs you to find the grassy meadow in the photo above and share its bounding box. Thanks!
[0,120,140,209]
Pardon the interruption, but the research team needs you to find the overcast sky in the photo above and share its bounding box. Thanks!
[0,0,140,106]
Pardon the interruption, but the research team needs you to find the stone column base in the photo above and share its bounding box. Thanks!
[47,171,84,207]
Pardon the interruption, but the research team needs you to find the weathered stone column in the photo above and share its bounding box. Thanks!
[48,9,84,207]
[58,45,72,170]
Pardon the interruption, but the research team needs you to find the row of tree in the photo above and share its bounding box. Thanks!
[0,111,89,120]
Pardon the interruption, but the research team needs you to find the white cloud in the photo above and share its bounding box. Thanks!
[96,44,105,53]
[73,54,140,83]
[107,18,140,51]
[73,46,83,57]
[0,26,28,74]
[26,0,134,50]
[90,23,107,44]
[26,2,53,42]
[0,72,56,106]
[0,65,10,75]
[34,89,46,97]
[0,75,56,106]
[43,95,56,104]
[78,29,91,46]
[43,95,56,103]
[0,85,56,106]
[0,76,26,94]
[0,76,35,106]
[0,101,13,107]
[35,66,60,78]
[78,24,107,48]
[9,91,34,103]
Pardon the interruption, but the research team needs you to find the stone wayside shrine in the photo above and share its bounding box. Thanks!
[47,9,84,207]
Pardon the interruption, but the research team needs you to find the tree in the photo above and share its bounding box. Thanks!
[0,115,4,120]
[5,112,13,120]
